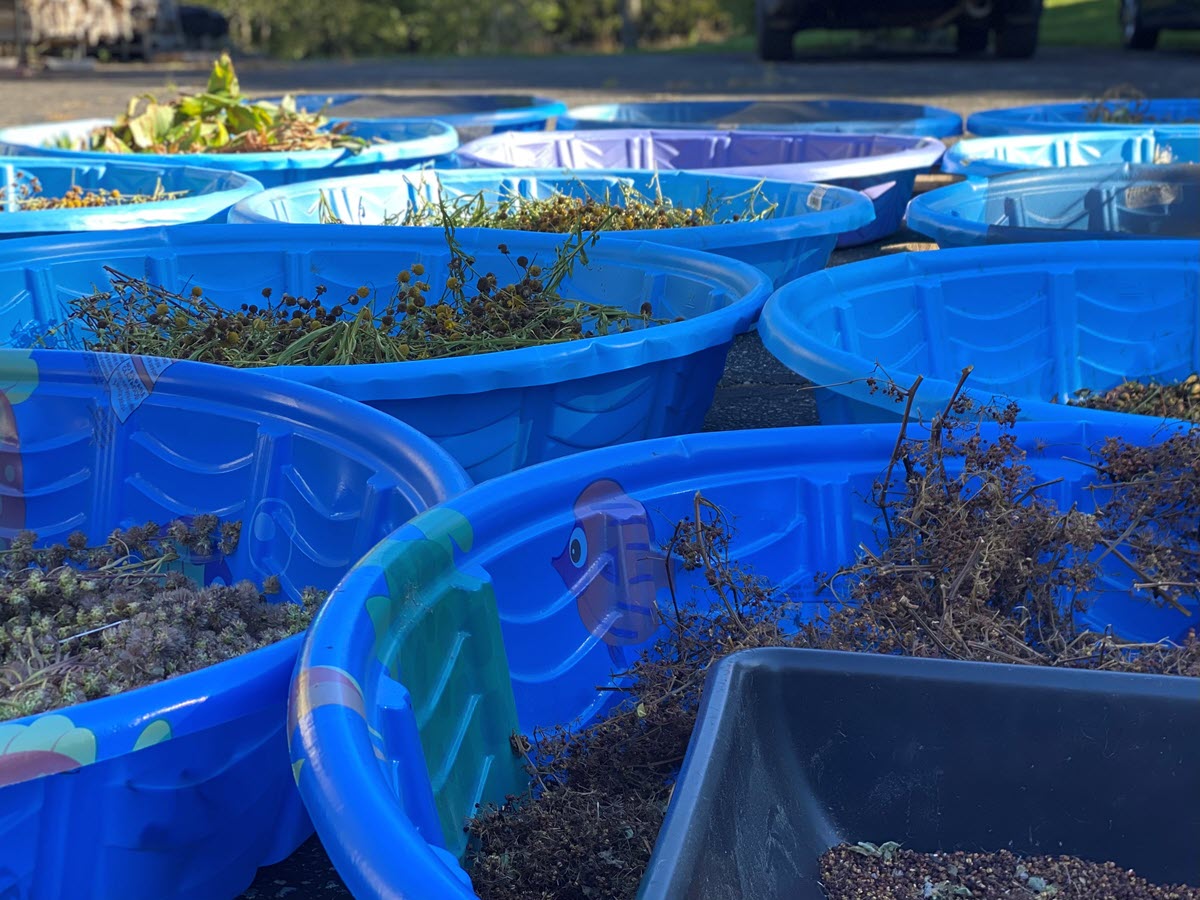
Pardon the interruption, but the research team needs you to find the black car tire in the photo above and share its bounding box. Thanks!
[956,23,990,53]
[1121,0,1160,49]
[995,19,1039,57]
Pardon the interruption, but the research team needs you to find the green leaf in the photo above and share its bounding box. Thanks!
[206,52,239,97]
[99,130,132,154]
[176,96,205,118]
[126,111,159,149]
[225,104,258,135]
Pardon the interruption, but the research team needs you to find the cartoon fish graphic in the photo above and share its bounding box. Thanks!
[553,478,670,668]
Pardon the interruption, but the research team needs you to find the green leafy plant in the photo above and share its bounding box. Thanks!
[65,54,369,156]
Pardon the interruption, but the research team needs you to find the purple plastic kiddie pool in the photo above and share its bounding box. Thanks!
[453,128,947,247]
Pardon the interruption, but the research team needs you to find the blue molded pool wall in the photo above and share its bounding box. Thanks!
[942,129,1200,177]
[0,224,770,482]
[292,420,1195,900]
[0,349,471,900]
[226,168,876,289]
[757,240,1200,430]
[0,158,263,236]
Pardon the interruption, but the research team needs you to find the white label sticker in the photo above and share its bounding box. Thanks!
[807,185,828,210]
[93,353,174,423]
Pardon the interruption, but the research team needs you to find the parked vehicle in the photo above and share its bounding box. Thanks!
[755,0,1044,60]
[1121,0,1200,49]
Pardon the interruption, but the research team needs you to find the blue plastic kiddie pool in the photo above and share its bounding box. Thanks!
[905,163,1200,246]
[0,348,470,900]
[942,128,1200,177]
[0,156,261,237]
[287,417,1196,899]
[455,128,946,247]
[756,239,1200,428]
[277,93,567,142]
[0,223,770,482]
[226,167,875,289]
[0,117,459,188]
[967,99,1200,139]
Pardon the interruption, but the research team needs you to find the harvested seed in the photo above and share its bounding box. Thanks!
[820,843,1200,899]
[1070,375,1200,423]
[1,171,187,211]
[0,517,322,719]
[33,229,673,365]
[319,178,779,233]
[466,376,1200,900]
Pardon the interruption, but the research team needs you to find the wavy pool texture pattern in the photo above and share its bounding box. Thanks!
[0,349,470,900]
[0,224,769,482]
[942,128,1200,177]
[758,239,1200,430]
[288,419,1197,899]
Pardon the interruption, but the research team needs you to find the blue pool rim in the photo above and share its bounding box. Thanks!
[0,223,772,400]
[289,415,1194,900]
[967,99,1200,138]
[559,99,963,138]
[0,156,263,234]
[0,348,472,785]
[225,167,876,251]
[276,93,569,131]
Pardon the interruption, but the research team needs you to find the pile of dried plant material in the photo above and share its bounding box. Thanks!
[35,228,673,365]
[1070,375,1200,423]
[466,370,1200,900]
[1085,84,1199,124]
[67,54,368,156]
[820,842,1200,900]
[0,516,321,720]
[1,171,187,212]
[319,178,779,233]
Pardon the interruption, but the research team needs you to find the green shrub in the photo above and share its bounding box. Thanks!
[193,0,740,58]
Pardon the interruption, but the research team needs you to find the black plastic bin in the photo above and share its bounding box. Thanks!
[638,648,1200,899]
